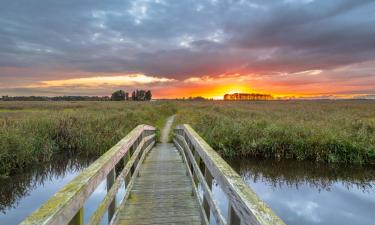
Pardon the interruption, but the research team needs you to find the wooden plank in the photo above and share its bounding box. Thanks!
[175,125,285,225]
[115,143,203,225]
[175,135,225,225]
[88,135,155,225]
[110,139,155,225]
[68,208,83,225]
[107,169,116,223]
[174,140,210,225]
[203,166,213,220]
[21,125,156,225]
[228,202,241,225]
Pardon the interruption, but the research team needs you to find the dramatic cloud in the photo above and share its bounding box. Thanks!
[0,0,375,97]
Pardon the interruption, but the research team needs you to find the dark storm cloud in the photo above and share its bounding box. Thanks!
[1,0,375,81]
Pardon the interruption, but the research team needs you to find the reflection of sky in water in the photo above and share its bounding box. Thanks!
[84,179,107,225]
[0,171,80,225]
[243,173,375,225]
[83,178,126,225]
[2,154,375,225]
[1,170,127,225]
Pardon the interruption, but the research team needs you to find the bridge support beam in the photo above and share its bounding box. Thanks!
[203,166,213,221]
[227,203,241,225]
[68,208,84,225]
[123,151,131,188]
[107,168,116,223]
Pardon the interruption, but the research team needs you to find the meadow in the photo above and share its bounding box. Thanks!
[0,101,177,176]
[175,100,375,164]
[1,100,374,176]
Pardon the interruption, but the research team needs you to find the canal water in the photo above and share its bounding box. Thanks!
[1,154,374,225]
[228,158,375,225]
[0,153,127,225]
[0,154,91,225]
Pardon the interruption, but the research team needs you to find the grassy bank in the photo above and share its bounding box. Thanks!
[175,100,375,164]
[0,101,177,176]
[1,100,374,175]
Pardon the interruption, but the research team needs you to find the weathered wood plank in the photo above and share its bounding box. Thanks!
[88,135,156,225]
[21,125,156,225]
[173,140,211,225]
[115,143,203,225]
[174,124,285,225]
[174,136,225,225]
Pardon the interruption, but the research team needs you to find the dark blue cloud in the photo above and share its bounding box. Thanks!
[0,0,375,80]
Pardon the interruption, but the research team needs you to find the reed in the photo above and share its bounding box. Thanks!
[1,100,374,176]
[175,100,375,164]
[0,101,177,176]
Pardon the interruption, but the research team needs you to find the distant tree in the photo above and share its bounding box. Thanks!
[137,90,146,101]
[130,90,152,101]
[0,95,111,101]
[188,96,206,101]
[111,90,126,101]
[145,90,152,100]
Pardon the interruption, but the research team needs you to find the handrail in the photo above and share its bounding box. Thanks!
[173,124,285,225]
[174,135,223,225]
[21,124,156,225]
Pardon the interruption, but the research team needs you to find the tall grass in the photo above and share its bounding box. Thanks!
[1,100,374,175]
[0,101,177,176]
[175,100,375,164]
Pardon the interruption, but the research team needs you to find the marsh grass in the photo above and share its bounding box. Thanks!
[1,100,374,175]
[0,101,177,176]
[175,100,375,164]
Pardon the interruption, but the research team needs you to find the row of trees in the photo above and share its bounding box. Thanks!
[111,90,152,101]
[223,93,273,101]
[1,95,110,101]
[1,90,152,101]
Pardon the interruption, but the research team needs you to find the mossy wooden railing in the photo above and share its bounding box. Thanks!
[173,124,285,225]
[21,124,156,225]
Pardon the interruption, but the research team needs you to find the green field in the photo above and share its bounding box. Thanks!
[1,100,375,176]
[0,101,177,176]
[176,100,375,164]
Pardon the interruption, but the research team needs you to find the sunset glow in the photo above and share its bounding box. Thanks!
[0,1,374,99]
[36,74,175,88]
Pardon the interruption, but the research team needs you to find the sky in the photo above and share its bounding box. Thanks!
[0,0,375,99]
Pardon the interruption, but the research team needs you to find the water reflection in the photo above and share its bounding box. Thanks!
[0,154,93,225]
[227,158,375,225]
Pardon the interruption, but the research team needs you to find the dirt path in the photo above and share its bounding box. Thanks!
[161,115,176,143]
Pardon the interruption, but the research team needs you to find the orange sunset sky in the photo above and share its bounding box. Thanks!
[1,1,375,99]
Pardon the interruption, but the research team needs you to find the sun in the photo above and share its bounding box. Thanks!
[223,85,253,95]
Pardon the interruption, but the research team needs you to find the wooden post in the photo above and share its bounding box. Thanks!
[68,208,84,225]
[137,152,141,177]
[130,145,135,175]
[203,166,213,220]
[193,149,200,186]
[227,202,241,225]
[123,152,131,189]
[190,161,195,196]
[107,169,116,223]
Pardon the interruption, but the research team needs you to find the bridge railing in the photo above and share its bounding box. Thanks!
[173,124,285,225]
[21,124,156,225]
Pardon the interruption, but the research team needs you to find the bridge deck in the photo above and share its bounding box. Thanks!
[116,143,202,225]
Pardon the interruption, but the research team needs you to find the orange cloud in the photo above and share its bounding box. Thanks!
[28,74,176,88]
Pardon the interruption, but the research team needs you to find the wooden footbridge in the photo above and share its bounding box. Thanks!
[21,117,285,225]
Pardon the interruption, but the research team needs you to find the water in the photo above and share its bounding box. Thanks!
[1,153,375,225]
[0,152,129,225]
[0,154,94,225]
[228,158,375,225]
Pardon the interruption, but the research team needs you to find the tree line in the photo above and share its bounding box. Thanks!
[111,90,152,101]
[0,90,152,101]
